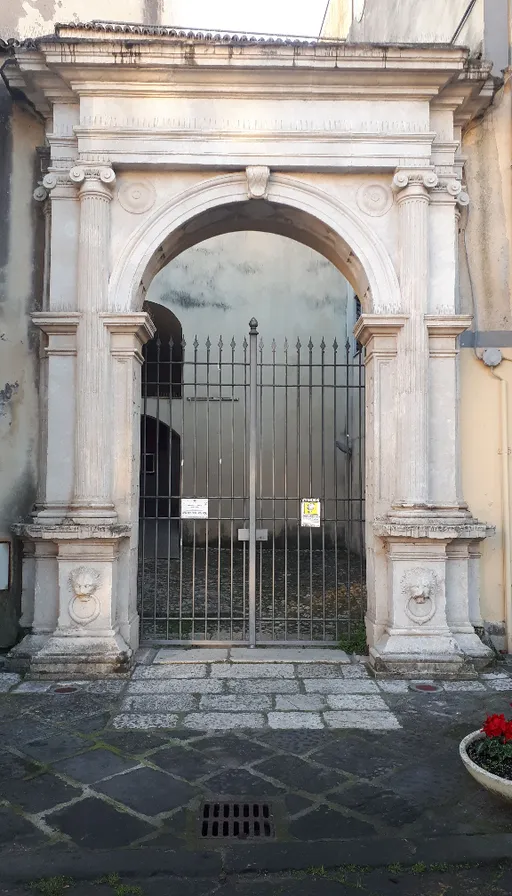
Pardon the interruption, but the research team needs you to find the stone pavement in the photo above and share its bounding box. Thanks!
[2,650,512,893]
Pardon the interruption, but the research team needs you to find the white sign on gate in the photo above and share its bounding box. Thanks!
[181,498,209,519]
[301,499,321,528]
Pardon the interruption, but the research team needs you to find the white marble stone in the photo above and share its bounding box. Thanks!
[199,695,271,712]
[341,665,371,678]
[212,664,295,678]
[483,679,512,691]
[112,713,179,729]
[183,713,265,729]
[132,664,207,679]
[121,695,198,712]
[0,673,21,692]
[230,648,349,663]
[127,679,223,694]
[481,672,511,680]
[326,694,389,710]
[377,680,410,693]
[13,681,52,693]
[154,648,228,664]
[268,712,324,729]
[323,711,401,729]
[226,679,300,695]
[303,679,379,694]
[86,680,127,694]
[274,695,327,711]
[441,681,486,692]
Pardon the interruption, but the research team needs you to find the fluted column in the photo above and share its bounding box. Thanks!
[392,170,438,508]
[69,165,117,519]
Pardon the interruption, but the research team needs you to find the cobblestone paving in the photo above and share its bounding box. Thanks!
[2,653,512,891]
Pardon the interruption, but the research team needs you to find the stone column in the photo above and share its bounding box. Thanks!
[69,164,117,520]
[101,313,155,650]
[392,170,438,509]
[353,314,407,649]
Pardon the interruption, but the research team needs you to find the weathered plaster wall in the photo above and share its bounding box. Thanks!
[0,85,43,647]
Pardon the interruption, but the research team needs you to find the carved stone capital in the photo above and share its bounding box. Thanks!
[42,171,77,200]
[33,183,49,202]
[392,169,439,198]
[69,165,116,199]
[246,166,270,199]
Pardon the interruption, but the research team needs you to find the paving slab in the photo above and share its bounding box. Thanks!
[183,712,266,730]
[226,678,300,694]
[132,664,207,679]
[46,796,155,848]
[154,648,229,664]
[274,695,327,711]
[127,678,223,694]
[198,695,271,712]
[230,648,349,663]
[0,673,21,693]
[268,712,324,730]
[323,711,401,730]
[93,765,198,816]
[52,748,139,784]
[212,663,295,678]
[121,695,198,712]
[303,678,379,694]
[13,681,52,693]
[325,694,389,711]
[111,713,179,729]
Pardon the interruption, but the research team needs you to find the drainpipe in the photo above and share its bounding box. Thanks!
[485,351,512,653]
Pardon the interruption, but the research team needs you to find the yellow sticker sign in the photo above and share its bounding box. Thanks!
[301,499,321,528]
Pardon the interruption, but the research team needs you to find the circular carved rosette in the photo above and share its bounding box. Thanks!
[357,183,393,217]
[118,181,157,214]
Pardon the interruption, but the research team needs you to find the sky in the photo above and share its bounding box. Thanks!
[171,0,330,38]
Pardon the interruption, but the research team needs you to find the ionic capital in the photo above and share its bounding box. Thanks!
[69,165,116,199]
[392,169,439,201]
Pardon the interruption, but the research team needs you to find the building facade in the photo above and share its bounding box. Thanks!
[0,5,503,677]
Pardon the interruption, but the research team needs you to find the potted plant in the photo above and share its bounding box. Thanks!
[460,710,512,801]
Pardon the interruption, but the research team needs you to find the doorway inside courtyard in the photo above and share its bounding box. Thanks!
[137,231,366,646]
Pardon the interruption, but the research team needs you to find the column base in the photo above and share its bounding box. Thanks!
[24,632,133,680]
[369,635,477,679]
[8,633,51,674]
[452,630,494,670]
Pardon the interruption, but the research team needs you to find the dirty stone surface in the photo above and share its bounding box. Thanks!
[1,650,512,893]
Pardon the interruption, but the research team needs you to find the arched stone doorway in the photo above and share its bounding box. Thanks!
[13,29,495,678]
[138,232,366,645]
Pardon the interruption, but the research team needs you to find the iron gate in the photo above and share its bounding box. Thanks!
[138,317,365,645]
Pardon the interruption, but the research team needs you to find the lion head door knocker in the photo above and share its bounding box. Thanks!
[402,568,438,626]
[68,566,101,626]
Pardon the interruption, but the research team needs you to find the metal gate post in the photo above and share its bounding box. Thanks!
[248,318,258,647]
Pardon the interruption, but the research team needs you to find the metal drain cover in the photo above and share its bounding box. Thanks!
[199,800,275,840]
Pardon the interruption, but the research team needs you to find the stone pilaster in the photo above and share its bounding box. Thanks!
[101,312,155,650]
[353,314,407,648]
[392,169,438,509]
[69,164,117,520]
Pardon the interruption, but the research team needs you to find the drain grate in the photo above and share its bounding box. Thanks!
[409,682,443,693]
[199,801,275,840]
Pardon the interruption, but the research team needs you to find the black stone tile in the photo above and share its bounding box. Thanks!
[94,766,197,816]
[48,796,153,848]
[52,749,138,784]
[72,712,112,734]
[21,733,89,763]
[384,762,466,810]
[288,805,377,840]
[0,805,47,847]
[311,736,401,780]
[284,794,314,816]
[254,756,345,795]
[1,772,82,814]
[0,752,41,780]
[98,730,166,756]
[330,783,422,828]
[0,717,54,746]
[150,745,219,782]
[202,768,286,797]
[192,735,275,767]
[252,730,329,755]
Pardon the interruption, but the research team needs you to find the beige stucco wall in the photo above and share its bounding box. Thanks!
[0,97,43,646]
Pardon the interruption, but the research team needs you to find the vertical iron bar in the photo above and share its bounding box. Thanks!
[179,337,186,640]
[296,338,301,640]
[205,336,211,641]
[258,334,264,639]
[248,318,258,648]
[333,337,339,640]
[166,336,173,640]
[345,339,352,638]
[192,336,199,639]
[242,336,248,640]
[358,348,365,623]
[154,335,161,637]
[320,338,326,641]
[308,338,313,641]
[230,337,236,641]
[271,338,277,641]
[284,338,289,638]
[217,337,223,640]
[140,341,149,640]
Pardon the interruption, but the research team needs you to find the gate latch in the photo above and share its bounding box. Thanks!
[237,529,268,542]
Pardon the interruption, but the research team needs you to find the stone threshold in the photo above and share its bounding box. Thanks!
[146,647,352,665]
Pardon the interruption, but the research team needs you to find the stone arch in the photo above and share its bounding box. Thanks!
[109,172,401,314]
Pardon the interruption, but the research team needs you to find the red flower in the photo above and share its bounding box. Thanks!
[482,714,509,738]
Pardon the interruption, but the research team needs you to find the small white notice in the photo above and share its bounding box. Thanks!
[301,499,321,528]
[181,498,209,520]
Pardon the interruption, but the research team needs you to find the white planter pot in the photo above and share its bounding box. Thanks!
[460,730,512,802]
